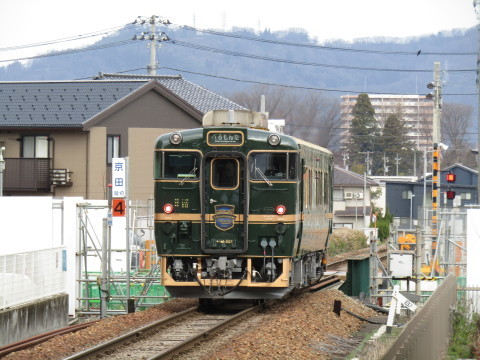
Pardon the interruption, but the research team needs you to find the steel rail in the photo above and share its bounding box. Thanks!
[0,320,99,357]
[64,306,198,360]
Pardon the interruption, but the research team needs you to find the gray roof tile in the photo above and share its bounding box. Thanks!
[0,76,246,128]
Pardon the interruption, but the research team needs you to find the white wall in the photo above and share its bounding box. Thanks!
[0,197,135,316]
[0,197,55,254]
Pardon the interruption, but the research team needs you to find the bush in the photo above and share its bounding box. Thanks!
[328,228,368,256]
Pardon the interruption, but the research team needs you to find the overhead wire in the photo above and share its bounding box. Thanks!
[176,25,476,56]
[166,39,476,73]
[159,66,477,96]
[0,23,135,52]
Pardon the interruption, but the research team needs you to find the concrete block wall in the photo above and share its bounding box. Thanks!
[0,294,68,346]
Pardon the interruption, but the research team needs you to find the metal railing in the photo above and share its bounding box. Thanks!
[0,247,67,309]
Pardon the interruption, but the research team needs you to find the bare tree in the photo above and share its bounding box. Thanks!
[441,103,476,168]
[228,85,342,150]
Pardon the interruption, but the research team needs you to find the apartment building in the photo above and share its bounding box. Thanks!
[340,94,433,151]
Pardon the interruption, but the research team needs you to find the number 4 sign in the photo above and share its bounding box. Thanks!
[112,199,126,217]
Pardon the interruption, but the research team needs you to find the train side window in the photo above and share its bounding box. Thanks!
[288,153,298,180]
[162,152,200,179]
[211,158,238,188]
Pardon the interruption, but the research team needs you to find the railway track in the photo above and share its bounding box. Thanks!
[0,320,100,358]
[63,275,341,360]
[63,303,259,360]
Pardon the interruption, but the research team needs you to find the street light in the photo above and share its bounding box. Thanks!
[410,192,415,229]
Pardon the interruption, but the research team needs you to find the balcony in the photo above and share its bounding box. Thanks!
[3,158,51,192]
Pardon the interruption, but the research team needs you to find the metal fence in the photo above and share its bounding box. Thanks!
[0,247,67,309]
[381,274,457,360]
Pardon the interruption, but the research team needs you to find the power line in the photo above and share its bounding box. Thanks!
[0,23,134,52]
[166,39,476,73]
[160,65,478,96]
[177,25,476,56]
[0,39,137,63]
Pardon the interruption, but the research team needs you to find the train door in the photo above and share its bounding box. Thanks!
[201,153,248,253]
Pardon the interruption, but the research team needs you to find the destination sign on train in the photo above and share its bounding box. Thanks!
[207,131,244,146]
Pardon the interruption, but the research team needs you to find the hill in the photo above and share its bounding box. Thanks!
[0,24,476,109]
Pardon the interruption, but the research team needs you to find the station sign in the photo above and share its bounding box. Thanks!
[112,158,126,198]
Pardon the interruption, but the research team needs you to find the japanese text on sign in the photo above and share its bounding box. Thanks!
[112,158,126,198]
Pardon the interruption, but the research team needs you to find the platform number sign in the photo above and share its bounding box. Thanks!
[112,199,126,217]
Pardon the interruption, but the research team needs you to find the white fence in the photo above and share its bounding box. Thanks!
[0,247,67,310]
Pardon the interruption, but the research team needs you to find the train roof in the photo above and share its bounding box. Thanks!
[293,137,332,156]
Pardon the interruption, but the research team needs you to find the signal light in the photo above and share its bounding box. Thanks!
[446,173,456,183]
[275,205,286,215]
[446,190,456,200]
[163,203,174,214]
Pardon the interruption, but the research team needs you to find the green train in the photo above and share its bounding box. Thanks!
[154,110,333,299]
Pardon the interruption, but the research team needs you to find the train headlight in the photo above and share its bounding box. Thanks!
[163,203,174,214]
[267,134,281,146]
[169,133,183,145]
[275,205,286,215]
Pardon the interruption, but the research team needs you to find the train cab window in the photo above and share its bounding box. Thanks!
[158,152,200,180]
[211,158,238,188]
[249,152,298,180]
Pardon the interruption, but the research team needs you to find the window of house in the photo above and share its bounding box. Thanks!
[21,135,49,158]
[461,192,472,200]
[333,189,344,201]
[402,190,414,199]
[107,135,120,164]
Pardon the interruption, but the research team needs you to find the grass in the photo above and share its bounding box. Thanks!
[447,295,480,359]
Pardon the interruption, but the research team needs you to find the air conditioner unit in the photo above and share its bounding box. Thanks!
[344,192,353,199]
[354,192,364,199]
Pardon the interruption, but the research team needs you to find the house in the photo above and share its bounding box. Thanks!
[385,163,478,221]
[0,74,246,201]
[333,166,379,230]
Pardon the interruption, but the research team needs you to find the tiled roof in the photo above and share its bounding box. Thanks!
[334,166,379,187]
[0,75,246,128]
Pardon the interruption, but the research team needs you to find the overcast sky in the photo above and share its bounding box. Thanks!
[0,0,477,63]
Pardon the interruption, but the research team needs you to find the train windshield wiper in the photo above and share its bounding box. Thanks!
[255,167,272,187]
[179,160,197,186]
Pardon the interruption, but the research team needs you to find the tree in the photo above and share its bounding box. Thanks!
[380,113,414,175]
[441,103,476,168]
[348,94,379,174]
[228,85,343,149]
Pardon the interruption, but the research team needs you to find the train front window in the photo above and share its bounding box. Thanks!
[161,152,200,180]
[211,158,239,189]
[249,153,298,180]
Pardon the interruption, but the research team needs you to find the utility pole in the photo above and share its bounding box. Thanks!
[474,1,480,204]
[427,62,442,260]
[342,149,349,170]
[360,151,372,175]
[383,152,389,176]
[133,15,171,76]
[395,153,401,176]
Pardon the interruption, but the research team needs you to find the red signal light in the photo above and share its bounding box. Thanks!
[275,205,286,215]
[446,190,456,200]
[163,203,174,214]
[446,173,456,183]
